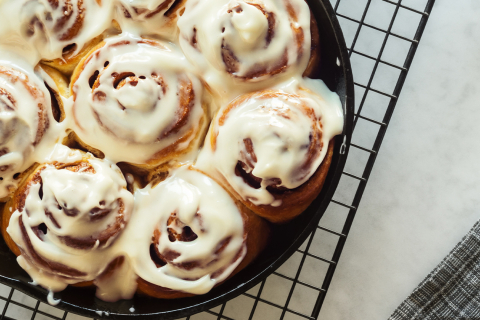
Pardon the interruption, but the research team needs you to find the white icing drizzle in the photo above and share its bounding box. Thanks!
[114,0,182,40]
[47,291,61,306]
[6,153,134,288]
[124,166,246,294]
[0,0,346,304]
[0,0,115,61]
[70,33,206,164]
[196,77,344,206]
[0,51,65,199]
[7,160,247,298]
[177,0,312,98]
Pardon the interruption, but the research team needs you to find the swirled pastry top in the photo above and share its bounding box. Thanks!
[196,78,344,207]
[7,162,248,299]
[6,147,134,291]
[178,0,312,95]
[0,0,115,61]
[127,166,246,294]
[0,0,346,303]
[70,33,206,164]
[0,58,51,198]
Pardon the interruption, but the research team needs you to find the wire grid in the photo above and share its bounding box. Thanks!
[0,0,435,319]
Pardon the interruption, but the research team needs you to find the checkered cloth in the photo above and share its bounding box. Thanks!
[389,220,480,320]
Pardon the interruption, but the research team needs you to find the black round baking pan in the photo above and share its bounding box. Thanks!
[0,0,354,318]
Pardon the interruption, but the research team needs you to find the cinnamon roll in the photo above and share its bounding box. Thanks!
[70,34,208,167]
[0,0,116,73]
[0,64,50,201]
[2,146,134,294]
[0,0,345,304]
[197,83,344,223]
[115,0,187,39]
[131,166,268,298]
[177,0,316,92]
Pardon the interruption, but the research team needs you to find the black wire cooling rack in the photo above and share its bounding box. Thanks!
[0,0,435,319]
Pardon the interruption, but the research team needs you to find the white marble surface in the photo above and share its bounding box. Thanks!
[320,0,480,319]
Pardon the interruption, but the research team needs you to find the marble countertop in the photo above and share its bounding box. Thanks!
[320,0,480,319]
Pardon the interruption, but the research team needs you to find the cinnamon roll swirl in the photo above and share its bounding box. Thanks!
[1,0,115,73]
[0,64,50,200]
[197,83,344,223]
[115,0,187,39]
[70,34,208,167]
[131,166,268,298]
[2,146,134,292]
[178,0,315,91]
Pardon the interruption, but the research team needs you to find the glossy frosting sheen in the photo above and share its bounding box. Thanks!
[7,157,246,300]
[0,51,64,199]
[0,0,115,61]
[196,78,344,206]
[7,146,134,300]
[115,0,181,39]
[71,33,206,164]
[0,0,345,303]
[128,167,246,294]
[178,0,312,97]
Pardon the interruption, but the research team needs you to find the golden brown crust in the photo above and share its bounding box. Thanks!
[1,200,21,257]
[2,160,42,256]
[38,64,69,122]
[136,279,195,299]
[62,130,106,160]
[41,19,122,76]
[303,11,321,78]
[240,141,334,223]
[41,36,103,76]
[210,89,334,223]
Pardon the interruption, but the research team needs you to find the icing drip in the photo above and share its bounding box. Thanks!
[177,0,311,96]
[7,161,248,297]
[70,33,206,165]
[6,153,134,287]
[196,77,344,206]
[115,0,182,39]
[0,0,346,303]
[128,166,246,294]
[0,0,115,60]
[0,63,49,199]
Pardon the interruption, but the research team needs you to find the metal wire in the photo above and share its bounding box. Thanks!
[0,0,435,319]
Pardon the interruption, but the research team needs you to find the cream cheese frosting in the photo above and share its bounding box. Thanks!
[0,0,345,303]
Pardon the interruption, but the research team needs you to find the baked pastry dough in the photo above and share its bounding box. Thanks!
[197,88,337,223]
[0,64,51,200]
[2,148,134,295]
[0,0,344,304]
[70,35,208,167]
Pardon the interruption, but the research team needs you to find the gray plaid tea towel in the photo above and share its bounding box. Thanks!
[389,219,480,320]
